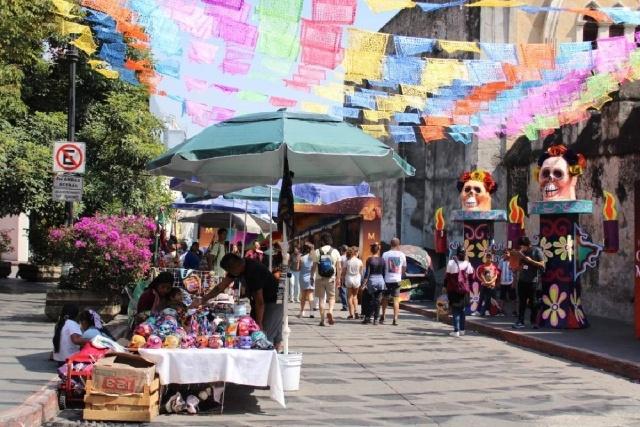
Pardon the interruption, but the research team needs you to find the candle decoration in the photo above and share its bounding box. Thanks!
[434,207,447,254]
[602,191,619,253]
[507,195,525,250]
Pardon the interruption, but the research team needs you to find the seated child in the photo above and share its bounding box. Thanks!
[53,304,84,364]
[78,310,115,341]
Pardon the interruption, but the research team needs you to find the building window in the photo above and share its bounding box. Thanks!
[609,24,625,37]
[583,16,598,42]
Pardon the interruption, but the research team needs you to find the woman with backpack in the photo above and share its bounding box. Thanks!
[444,247,474,337]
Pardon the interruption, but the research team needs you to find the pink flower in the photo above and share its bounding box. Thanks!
[49,229,64,240]
[104,253,111,261]
[74,240,87,248]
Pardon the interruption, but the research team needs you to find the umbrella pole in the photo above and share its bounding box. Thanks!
[269,187,273,271]
[243,201,248,256]
[282,225,290,355]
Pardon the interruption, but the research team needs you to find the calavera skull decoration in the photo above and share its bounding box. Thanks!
[129,334,146,349]
[457,169,497,211]
[180,335,196,349]
[536,144,586,201]
[163,335,180,349]
[145,335,163,349]
[196,336,209,348]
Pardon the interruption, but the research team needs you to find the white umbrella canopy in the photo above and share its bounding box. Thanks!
[178,211,271,234]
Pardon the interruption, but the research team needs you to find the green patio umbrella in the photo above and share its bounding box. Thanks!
[146,111,415,192]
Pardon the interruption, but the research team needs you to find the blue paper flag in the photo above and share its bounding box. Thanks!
[394,36,436,56]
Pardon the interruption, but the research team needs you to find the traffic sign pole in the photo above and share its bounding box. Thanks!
[65,45,78,227]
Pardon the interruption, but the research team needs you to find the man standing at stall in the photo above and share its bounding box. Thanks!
[198,253,283,350]
[207,228,227,277]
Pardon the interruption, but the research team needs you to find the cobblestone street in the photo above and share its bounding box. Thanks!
[47,308,640,426]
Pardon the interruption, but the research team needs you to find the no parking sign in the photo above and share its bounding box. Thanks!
[53,141,85,174]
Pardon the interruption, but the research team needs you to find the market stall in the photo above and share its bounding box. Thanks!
[138,348,285,408]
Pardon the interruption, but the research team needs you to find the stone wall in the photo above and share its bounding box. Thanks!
[503,83,640,324]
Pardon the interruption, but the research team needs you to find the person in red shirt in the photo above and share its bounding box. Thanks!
[244,241,264,263]
[476,254,499,316]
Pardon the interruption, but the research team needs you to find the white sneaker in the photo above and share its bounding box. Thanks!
[459,330,466,336]
[471,312,480,317]
[449,331,460,337]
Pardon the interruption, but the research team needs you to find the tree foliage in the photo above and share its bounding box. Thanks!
[0,0,172,259]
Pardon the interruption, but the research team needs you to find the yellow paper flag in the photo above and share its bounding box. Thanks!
[302,102,330,114]
[400,84,429,98]
[438,40,481,54]
[71,29,97,55]
[466,0,524,7]
[314,84,346,103]
[360,124,388,138]
[52,0,78,18]
[363,110,392,122]
[88,60,119,79]
[363,0,414,13]
[346,29,389,54]
[421,59,469,91]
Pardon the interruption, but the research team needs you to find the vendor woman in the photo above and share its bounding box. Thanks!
[136,272,174,319]
[199,253,283,351]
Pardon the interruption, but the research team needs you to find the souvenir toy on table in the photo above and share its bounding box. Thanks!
[251,331,273,350]
[129,334,146,349]
[208,334,223,349]
[183,274,202,294]
[146,335,162,349]
[180,335,196,349]
[239,336,253,349]
[237,315,260,335]
[163,335,180,349]
[134,323,153,338]
[196,335,209,348]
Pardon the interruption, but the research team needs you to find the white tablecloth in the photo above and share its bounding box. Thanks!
[138,348,285,408]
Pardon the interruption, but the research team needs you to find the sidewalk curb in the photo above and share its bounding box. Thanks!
[0,378,59,427]
[401,303,640,382]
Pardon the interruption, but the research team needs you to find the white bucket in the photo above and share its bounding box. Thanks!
[278,352,303,391]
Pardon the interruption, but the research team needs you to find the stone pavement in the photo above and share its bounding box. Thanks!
[402,301,640,381]
[48,308,640,426]
[0,276,58,411]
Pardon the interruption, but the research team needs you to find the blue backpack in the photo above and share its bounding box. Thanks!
[317,248,335,278]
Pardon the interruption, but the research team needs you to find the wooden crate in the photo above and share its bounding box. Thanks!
[83,404,159,422]
[83,377,160,422]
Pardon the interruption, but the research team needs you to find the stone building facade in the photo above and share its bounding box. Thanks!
[369,2,640,324]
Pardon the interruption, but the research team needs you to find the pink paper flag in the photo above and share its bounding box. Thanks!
[188,40,219,64]
[269,97,298,107]
[202,0,244,10]
[300,19,343,53]
[221,60,251,75]
[312,0,357,24]
[212,84,239,93]
[205,1,251,22]
[219,18,258,48]
[184,76,209,92]
[300,45,344,69]
[297,65,327,81]
[283,79,311,92]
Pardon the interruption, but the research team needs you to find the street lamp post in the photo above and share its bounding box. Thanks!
[65,45,78,227]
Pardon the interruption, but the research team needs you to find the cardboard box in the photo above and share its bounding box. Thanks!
[84,378,160,406]
[83,404,159,422]
[92,352,156,394]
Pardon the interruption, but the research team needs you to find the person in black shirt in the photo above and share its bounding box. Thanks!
[199,253,282,349]
[512,236,545,329]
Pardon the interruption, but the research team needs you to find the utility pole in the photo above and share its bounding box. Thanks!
[65,45,78,227]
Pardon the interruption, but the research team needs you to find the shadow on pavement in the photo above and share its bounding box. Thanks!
[16,351,57,374]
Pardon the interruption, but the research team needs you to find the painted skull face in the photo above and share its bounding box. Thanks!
[460,180,492,211]
[539,156,576,201]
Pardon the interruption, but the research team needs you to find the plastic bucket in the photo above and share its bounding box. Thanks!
[278,352,303,391]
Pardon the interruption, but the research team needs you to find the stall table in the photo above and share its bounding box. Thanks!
[138,348,285,410]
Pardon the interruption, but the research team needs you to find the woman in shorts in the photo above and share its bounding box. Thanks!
[344,247,364,319]
[298,242,316,318]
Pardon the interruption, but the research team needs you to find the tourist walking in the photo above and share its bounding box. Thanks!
[445,248,474,337]
[512,236,545,329]
[245,241,264,262]
[338,245,349,312]
[298,242,316,318]
[361,242,385,325]
[477,254,498,316]
[380,238,407,326]
[207,228,227,276]
[344,247,364,319]
[289,246,302,303]
[312,233,341,326]
[499,251,516,316]
[182,242,201,270]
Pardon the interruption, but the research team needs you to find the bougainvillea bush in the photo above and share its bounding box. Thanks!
[49,214,156,292]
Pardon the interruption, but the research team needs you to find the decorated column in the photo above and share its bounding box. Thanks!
[531,144,603,329]
[450,169,506,315]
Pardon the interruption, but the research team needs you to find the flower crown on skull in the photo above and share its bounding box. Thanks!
[456,169,498,194]
[535,144,586,181]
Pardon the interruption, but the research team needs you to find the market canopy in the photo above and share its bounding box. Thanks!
[146,111,415,193]
[178,211,272,234]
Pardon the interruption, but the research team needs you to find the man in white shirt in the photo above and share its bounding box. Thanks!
[312,233,341,326]
[338,245,349,312]
[381,238,407,326]
[445,248,475,337]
